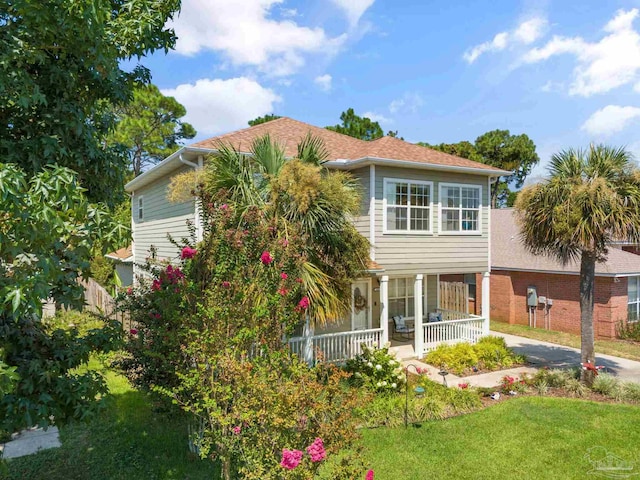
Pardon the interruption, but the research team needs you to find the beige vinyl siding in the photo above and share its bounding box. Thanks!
[350,167,370,240]
[371,166,489,275]
[132,165,195,268]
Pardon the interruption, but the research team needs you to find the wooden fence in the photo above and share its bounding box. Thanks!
[438,281,469,315]
[80,278,131,330]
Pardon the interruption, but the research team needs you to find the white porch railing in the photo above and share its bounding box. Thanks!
[436,308,474,321]
[288,328,383,365]
[422,315,485,353]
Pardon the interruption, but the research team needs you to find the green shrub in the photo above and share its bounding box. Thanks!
[565,378,587,397]
[616,320,640,341]
[621,382,640,403]
[44,310,107,336]
[345,344,405,394]
[592,373,622,398]
[424,336,524,375]
[533,368,576,388]
[533,379,548,395]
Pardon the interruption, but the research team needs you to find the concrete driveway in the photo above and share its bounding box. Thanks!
[492,331,640,383]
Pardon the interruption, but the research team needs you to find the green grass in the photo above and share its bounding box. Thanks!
[491,320,640,362]
[362,396,640,479]
[1,361,218,480]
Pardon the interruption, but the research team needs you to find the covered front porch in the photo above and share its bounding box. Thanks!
[288,272,491,364]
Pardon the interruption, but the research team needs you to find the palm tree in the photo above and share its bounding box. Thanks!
[203,133,369,326]
[515,145,640,384]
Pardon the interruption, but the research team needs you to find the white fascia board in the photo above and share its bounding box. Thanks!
[492,266,637,278]
[324,156,511,177]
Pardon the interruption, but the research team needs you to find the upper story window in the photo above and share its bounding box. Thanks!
[383,178,433,234]
[439,183,481,234]
[138,196,144,221]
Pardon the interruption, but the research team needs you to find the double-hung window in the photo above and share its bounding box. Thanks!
[384,179,432,233]
[388,278,415,319]
[628,276,640,322]
[440,184,481,233]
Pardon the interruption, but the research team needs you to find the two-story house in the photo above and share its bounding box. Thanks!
[125,118,508,361]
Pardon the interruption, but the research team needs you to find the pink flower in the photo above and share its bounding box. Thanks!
[280,238,289,247]
[222,281,231,288]
[306,438,326,463]
[295,278,304,284]
[280,449,303,470]
[278,288,289,296]
[232,425,241,435]
[220,204,229,210]
[129,328,138,335]
[458,382,469,389]
[280,272,288,280]
[297,296,310,311]
[366,470,374,480]
[126,287,133,295]
[151,279,162,291]
[181,246,197,260]
[260,251,273,265]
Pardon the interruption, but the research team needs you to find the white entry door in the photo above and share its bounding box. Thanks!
[351,280,371,331]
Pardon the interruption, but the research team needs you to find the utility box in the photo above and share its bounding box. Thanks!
[539,296,547,304]
[547,298,553,306]
[527,286,538,307]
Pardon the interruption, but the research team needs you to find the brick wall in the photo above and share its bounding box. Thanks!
[490,270,627,339]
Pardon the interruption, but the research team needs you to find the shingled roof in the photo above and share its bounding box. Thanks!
[492,209,640,276]
[191,117,505,173]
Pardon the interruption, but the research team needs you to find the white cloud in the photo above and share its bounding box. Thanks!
[463,16,547,63]
[634,81,640,93]
[170,0,347,77]
[314,74,332,92]
[388,92,424,114]
[523,8,640,96]
[330,0,374,27]
[280,7,298,18]
[362,111,392,124]
[581,105,640,137]
[161,77,282,136]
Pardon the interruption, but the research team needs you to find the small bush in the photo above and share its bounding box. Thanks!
[592,373,622,398]
[500,375,529,394]
[345,344,405,394]
[44,310,107,336]
[616,320,640,342]
[424,336,524,375]
[621,382,640,403]
[533,368,575,388]
[565,378,587,397]
[533,379,548,395]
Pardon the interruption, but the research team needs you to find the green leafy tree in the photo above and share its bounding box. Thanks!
[475,130,539,208]
[326,108,384,140]
[0,0,180,205]
[515,146,640,385]
[0,164,127,432]
[248,114,282,126]
[202,134,370,324]
[111,84,196,176]
[420,140,483,163]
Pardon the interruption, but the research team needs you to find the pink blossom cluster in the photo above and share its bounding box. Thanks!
[180,246,197,260]
[296,296,310,311]
[260,251,274,265]
[306,438,326,462]
[280,449,304,470]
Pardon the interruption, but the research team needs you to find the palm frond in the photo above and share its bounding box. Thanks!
[297,133,330,165]
[251,134,286,177]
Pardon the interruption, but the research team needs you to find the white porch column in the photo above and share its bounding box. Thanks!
[303,315,314,365]
[414,274,424,359]
[380,275,389,345]
[482,271,491,336]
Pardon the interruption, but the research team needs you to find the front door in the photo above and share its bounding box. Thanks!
[351,280,371,331]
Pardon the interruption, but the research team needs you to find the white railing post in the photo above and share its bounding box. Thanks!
[414,274,424,359]
[482,271,490,336]
[303,315,314,365]
[380,275,389,345]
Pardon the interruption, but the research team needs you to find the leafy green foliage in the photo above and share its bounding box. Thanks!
[617,320,640,341]
[325,108,384,140]
[248,114,282,126]
[345,344,405,394]
[424,336,525,375]
[0,0,180,204]
[110,84,197,176]
[0,165,127,433]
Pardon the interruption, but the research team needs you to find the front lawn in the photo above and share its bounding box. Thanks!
[1,362,218,480]
[362,396,640,479]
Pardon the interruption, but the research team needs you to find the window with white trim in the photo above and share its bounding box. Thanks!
[388,278,415,319]
[384,179,432,233]
[440,184,481,233]
[138,196,144,221]
[628,276,640,322]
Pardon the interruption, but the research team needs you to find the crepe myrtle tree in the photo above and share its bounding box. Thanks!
[0,164,128,433]
[515,145,640,385]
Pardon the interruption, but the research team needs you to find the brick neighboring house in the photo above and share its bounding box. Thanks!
[490,209,640,338]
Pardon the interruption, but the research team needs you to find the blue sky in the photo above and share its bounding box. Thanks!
[139,0,640,181]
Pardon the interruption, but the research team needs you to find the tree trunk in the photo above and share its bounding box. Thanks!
[579,251,596,385]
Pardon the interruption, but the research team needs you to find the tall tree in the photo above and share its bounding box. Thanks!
[248,114,282,126]
[475,130,539,208]
[111,84,196,176]
[0,0,180,205]
[420,140,483,163]
[516,145,640,385]
[326,108,384,140]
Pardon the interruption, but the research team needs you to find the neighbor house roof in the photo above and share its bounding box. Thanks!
[491,209,640,277]
[105,245,133,263]
[126,117,509,193]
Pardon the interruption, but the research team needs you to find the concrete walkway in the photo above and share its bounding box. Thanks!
[0,426,61,459]
[492,330,640,383]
